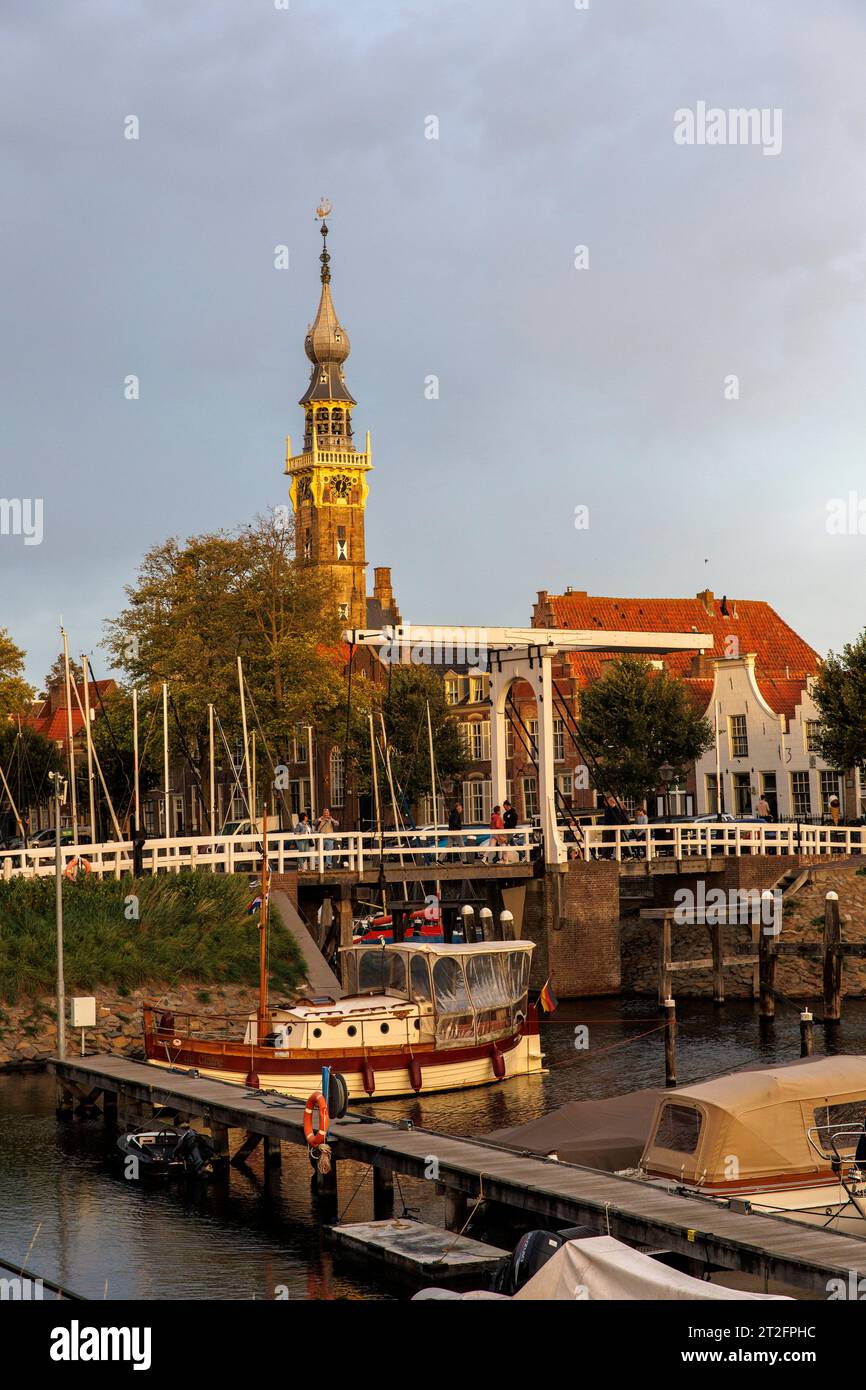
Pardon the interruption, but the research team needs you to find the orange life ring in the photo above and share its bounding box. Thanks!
[303,1091,329,1148]
[64,856,91,881]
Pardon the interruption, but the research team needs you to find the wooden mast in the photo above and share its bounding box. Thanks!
[258,805,269,1042]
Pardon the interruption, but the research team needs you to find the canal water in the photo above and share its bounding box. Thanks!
[3,997,866,1300]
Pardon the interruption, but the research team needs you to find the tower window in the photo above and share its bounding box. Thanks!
[338,603,349,621]
[336,526,348,560]
[303,528,312,560]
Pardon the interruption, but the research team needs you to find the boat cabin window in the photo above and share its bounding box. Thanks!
[465,952,513,1009]
[432,956,471,1012]
[813,1099,866,1155]
[410,954,433,1004]
[431,956,474,1047]
[356,948,407,995]
[652,1103,702,1155]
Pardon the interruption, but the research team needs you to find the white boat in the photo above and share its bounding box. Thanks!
[144,940,544,1100]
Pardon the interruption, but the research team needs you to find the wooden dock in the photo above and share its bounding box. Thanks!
[50,1053,866,1298]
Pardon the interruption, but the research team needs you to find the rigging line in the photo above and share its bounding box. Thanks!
[168,693,212,833]
[213,710,253,823]
[86,658,133,801]
[239,676,293,826]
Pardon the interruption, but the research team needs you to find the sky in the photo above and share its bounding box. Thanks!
[3,0,866,688]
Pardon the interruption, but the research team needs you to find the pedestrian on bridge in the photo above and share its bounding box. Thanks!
[447,801,464,863]
[316,808,339,868]
[294,811,312,869]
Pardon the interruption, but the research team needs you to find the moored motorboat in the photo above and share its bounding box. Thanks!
[635,1056,866,1234]
[116,1125,217,1179]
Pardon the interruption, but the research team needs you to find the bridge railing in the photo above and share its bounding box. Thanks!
[0,825,536,880]
[581,821,866,862]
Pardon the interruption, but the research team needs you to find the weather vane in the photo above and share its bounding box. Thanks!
[316,198,332,220]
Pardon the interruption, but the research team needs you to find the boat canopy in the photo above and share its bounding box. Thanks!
[339,941,534,1048]
[641,1056,866,1186]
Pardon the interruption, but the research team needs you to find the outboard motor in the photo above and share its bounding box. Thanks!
[495,1225,597,1295]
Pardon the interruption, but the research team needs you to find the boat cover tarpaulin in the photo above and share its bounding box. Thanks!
[510,1237,788,1301]
[642,1054,866,1186]
[413,1237,789,1300]
[489,1088,663,1170]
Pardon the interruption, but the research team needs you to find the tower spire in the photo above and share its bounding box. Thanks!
[317,198,332,284]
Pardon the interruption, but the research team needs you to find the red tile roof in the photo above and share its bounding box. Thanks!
[537,591,817,721]
[23,681,116,746]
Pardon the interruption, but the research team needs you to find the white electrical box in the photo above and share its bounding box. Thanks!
[70,997,96,1028]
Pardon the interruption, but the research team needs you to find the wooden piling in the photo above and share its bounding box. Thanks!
[444,1188,468,1232]
[657,916,672,1007]
[800,1010,814,1057]
[664,998,677,1088]
[823,891,842,1024]
[710,921,724,1005]
[759,933,777,1020]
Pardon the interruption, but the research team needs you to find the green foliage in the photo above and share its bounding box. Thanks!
[0,872,304,1003]
[811,634,866,772]
[0,628,34,722]
[379,665,467,806]
[577,655,714,806]
[102,510,345,777]
[0,723,62,837]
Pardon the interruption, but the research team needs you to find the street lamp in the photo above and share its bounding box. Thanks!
[658,762,676,819]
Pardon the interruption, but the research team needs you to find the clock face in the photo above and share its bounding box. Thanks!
[331,474,352,501]
[298,475,313,502]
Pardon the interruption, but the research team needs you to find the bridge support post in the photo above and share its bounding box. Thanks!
[800,1010,814,1057]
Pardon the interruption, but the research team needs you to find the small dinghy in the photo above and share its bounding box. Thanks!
[116,1125,217,1179]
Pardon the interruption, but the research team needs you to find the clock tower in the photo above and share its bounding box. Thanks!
[285,204,371,628]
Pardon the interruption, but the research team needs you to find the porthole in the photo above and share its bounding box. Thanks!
[347,1025,357,1038]
[413,1019,420,1030]
[380,1023,389,1034]
[312,1027,322,1039]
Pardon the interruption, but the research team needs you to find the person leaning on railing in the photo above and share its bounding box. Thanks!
[315,808,339,867]
[293,811,312,869]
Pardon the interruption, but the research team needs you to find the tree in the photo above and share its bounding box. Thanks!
[43,653,84,696]
[0,721,60,837]
[375,664,467,811]
[0,629,34,722]
[576,656,714,807]
[811,634,866,772]
[89,687,163,831]
[103,511,346,783]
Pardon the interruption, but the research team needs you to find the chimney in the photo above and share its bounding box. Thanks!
[696,588,715,616]
[533,590,557,629]
[373,566,399,621]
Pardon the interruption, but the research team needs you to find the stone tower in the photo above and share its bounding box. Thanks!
[285,205,371,628]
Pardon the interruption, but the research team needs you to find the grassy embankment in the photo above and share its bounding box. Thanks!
[0,872,305,1004]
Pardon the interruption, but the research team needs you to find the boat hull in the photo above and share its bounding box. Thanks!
[144,1028,543,1100]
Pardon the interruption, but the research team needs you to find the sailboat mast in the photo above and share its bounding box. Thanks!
[237,657,253,822]
[61,627,78,844]
[132,687,140,836]
[81,654,97,842]
[258,806,269,1040]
